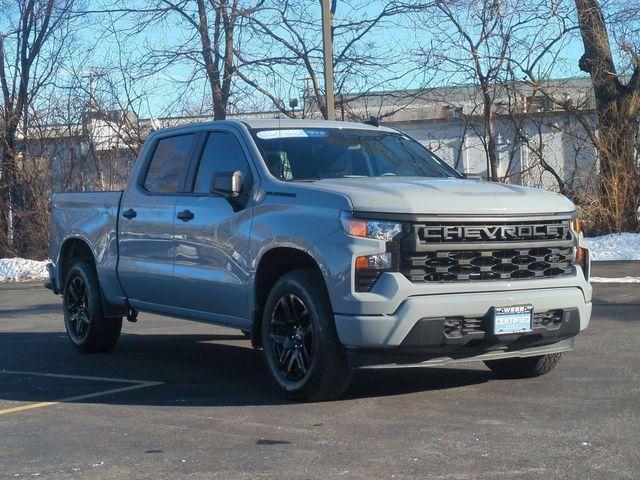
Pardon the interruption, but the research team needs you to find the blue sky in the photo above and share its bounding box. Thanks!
[64,0,590,118]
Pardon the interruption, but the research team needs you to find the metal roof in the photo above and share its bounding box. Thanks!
[238,118,395,131]
[148,118,396,136]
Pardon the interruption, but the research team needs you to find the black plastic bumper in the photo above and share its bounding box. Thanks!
[347,308,580,368]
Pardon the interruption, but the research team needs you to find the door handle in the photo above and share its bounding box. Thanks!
[176,209,195,222]
[122,208,137,219]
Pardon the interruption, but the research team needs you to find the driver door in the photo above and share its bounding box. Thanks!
[171,130,256,326]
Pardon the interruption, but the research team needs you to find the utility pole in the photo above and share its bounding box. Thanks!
[80,71,105,110]
[320,0,335,120]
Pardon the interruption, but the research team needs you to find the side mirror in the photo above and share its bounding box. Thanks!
[210,170,243,197]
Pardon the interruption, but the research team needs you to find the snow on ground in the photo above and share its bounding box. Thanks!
[586,233,640,261]
[590,276,640,283]
[0,258,49,283]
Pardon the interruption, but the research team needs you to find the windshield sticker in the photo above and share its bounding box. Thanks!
[257,129,308,140]
[304,129,329,137]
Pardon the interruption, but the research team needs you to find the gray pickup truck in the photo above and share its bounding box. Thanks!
[47,119,592,400]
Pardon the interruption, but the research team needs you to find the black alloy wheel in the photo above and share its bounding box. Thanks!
[261,270,352,401]
[62,261,122,353]
[65,275,91,342]
[268,293,314,384]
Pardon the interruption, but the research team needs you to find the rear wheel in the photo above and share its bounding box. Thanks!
[484,353,562,379]
[63,261,122,353]
[262,270,352,401]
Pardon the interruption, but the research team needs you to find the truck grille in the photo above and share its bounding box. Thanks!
[402,246,574,282]
[400,217,575,283]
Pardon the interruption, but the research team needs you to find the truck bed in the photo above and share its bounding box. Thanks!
[48,191,124,305]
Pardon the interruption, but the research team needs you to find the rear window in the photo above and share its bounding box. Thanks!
[143,134,196,193]
[250,128,460,181]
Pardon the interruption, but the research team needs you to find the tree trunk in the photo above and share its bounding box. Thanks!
[595,113,639,231]
[482,86,500,181]
[576,0,640,232]
[0,123,18,256]
[213,91,227,120]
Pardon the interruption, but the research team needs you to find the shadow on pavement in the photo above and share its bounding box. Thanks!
[0,304,63,317]
[0,331,492,407]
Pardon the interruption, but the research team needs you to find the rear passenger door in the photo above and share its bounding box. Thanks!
[118,133,197,307]
[171,129,256,326]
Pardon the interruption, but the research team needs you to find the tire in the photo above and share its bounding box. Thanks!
[261,269,352,401]
[63,261,122,353]
[484,353,562,379]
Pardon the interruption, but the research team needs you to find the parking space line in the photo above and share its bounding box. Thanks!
[0,369,160,384]
[0,370,164,416]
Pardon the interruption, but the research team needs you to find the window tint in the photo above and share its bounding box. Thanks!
[193,132,251,193]
[144,134,196,193]
[250,128,461,181]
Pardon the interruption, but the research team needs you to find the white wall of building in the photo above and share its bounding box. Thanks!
[389,113,598,192]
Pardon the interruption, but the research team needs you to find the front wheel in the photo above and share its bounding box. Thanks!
[484,353,562,379]
[63,261,122,353]
[261,270,352,401]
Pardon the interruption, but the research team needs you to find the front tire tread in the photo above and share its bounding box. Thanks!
[484,353,562,379]
[262,269,352,401]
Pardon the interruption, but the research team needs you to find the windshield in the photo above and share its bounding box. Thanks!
[250,128,461,181]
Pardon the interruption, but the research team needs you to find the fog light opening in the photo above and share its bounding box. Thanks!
[443,318,463,336]
[355,253,395,292]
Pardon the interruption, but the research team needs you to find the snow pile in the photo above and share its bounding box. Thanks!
[590,276,640,283]
[0,258,50,283]
[586,233,640,261]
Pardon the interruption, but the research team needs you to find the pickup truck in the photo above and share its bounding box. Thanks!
[47,119,592,401]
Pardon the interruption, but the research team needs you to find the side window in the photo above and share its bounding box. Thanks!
[143,134,196,193]
[193,132,252,194]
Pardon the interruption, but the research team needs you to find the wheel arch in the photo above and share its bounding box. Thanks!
[57,237,127,318]
[58,237,97,287]
[251,246,327,347]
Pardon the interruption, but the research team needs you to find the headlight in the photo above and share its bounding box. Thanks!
[340,212,403,291]
[340,212,402,241]
[571,215,589,279]
[571,217,581,234]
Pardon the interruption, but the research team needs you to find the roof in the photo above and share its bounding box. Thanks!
[149,118,396,137]
[239,118,396,131]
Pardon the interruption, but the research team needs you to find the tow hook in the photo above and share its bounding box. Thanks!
[127,308,139,323]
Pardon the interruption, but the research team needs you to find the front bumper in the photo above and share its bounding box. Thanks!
[312,217,591,365]
[335,285,591,366]
[347,337,576,369]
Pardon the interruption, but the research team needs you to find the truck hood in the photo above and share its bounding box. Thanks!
[307,177,575,216]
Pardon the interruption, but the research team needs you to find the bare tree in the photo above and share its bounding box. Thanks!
[411,0,558,181]
[190,0,264,118]
[104,0,265,120]
[574,0,640,231]
[0,0,78,255]
[240,0,426,119]
[513,0,640,232]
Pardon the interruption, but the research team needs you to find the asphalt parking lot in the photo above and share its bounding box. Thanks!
[1,263,639,479]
